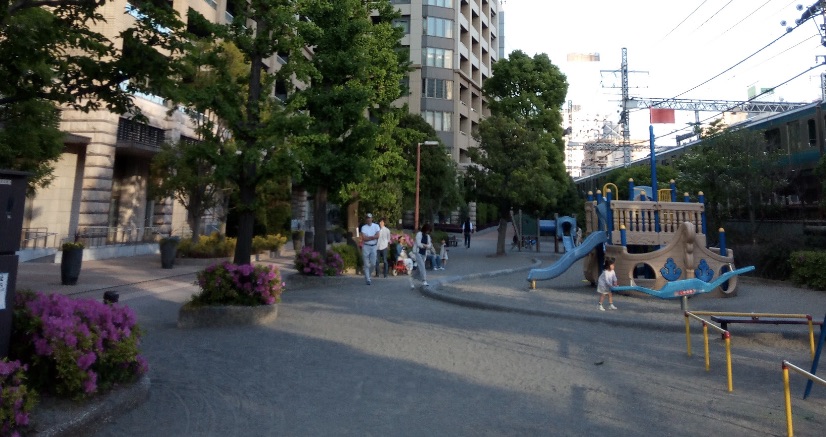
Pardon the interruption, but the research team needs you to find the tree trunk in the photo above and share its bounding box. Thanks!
[233,164,256,265]
[313,186,328,253]
[496,217,507,256]
[187,198,202,243]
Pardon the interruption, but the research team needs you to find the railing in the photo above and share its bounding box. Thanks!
[781,360,826,436]
[610,200,704,245]
[73,226,160,248]
[684,311,734,392]
[19,228,58,249]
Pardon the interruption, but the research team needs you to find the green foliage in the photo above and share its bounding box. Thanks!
[293,0,408,252]
[252,234,287,254]
[61,241,84,251]
[675,123,788,239]
[177,233,236,258]
[789,251,826,290]
[0,1,187,191]
[605,165,680,201]
[329,243,360,271]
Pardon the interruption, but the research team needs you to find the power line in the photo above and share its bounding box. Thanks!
[718,0,774,37]
[694,0,735,31]
[580,63,826,161]
[662,0,710,40]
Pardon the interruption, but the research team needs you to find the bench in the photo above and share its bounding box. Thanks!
[710,315,823,332]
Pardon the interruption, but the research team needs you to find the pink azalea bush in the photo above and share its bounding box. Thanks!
[294,247,345,276]
[390,232,414,249]
[0,359,36,437]
[10,291,148,400]
[194,262,284,306]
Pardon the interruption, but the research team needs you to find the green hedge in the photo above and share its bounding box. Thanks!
[789,251,826,290]
[329,243,362,271]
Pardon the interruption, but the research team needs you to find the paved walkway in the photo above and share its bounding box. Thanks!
[16,226,826,340]
[12,226,826,435]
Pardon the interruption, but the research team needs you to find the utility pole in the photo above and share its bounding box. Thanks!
[600,48,648,166]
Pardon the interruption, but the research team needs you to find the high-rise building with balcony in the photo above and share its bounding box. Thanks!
[389,0,501,169]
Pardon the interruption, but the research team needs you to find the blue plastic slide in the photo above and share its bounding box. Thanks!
[562,235,575,252]
[612,266,755,299]
[527,231,608,282]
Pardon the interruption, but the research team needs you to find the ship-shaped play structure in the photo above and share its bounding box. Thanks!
[528,180,751,298]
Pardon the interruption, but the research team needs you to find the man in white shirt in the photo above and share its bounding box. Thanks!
[360,213,381,285]
[375,217,392,278]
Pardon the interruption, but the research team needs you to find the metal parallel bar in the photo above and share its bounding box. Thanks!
[782,360,826,437]
[684,311,734,392]
[690,311,811,319]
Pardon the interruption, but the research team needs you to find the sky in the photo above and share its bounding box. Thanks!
[502,0,826,146]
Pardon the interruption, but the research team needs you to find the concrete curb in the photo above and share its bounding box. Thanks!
[32,374,150,437]
[419,258,695,333]
[177,303,279,328]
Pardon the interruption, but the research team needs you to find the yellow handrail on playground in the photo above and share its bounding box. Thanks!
[689,311,817,360]
[602,182,618,199]
[684,311,734,392]
[781,360,826,436]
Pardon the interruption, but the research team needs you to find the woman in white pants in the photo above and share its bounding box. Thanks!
[414,223,433,287]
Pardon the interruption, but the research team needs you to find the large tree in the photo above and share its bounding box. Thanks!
[676,120,788,243]
[169,3,312,264]
[0,0,185,188]
[467,51,570,255]
[293,0,408,252]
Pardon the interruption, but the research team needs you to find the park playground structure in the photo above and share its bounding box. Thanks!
[529,178,747,298]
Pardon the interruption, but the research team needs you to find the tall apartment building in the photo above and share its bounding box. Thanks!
[390,0,501,168]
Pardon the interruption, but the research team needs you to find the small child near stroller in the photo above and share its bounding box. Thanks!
[392,244,415,288]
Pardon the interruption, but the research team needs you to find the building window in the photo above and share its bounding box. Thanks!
[423,110,453,132]
[425,17,453,38]
[422,78,453,100]
[425,0,453,7]
[423,47,453,68]
[392,17,410,34]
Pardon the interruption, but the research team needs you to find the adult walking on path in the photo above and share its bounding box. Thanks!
[414,223,433,287]
[375,217,392,278]
[462,217,473,248]
[360,213,380,285]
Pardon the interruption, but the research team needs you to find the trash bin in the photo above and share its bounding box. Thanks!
[0,170,29,254]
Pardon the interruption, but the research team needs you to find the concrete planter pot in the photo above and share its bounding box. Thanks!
[177,303,278,328]
[60,248,83,285]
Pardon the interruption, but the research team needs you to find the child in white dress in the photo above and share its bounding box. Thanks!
[597,258,618,311]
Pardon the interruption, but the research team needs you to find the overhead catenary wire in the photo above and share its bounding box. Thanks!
[662,0,710,40]
[718,0,775,37]
[597,63,826,157]
[694,0,735,31]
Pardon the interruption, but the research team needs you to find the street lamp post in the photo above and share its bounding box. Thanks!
[415,140,439,231]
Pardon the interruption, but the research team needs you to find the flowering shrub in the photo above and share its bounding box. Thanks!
[390,232,414,249]
[329,244,361,271]
[294,247,345,276]
[193,262,284,306]
[324,251,345,276]
[10,291,148,399]
[0,359,36,437]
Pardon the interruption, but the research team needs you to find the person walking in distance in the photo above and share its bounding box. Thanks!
[376,217,392,278]
[597,258,618,311]
[360,213,380,285]
[462,217,473,248]
[414,223,433,286]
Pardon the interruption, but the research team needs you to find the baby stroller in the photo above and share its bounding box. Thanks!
[391,244,414,276]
